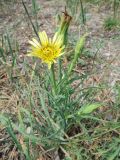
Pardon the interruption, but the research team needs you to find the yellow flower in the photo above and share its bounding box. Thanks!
[28,31,64,69]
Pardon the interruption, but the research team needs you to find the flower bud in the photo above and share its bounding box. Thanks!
[75,33,88,56]
[57,10,72,45]
[68,33,87,75]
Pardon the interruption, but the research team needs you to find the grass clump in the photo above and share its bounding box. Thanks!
[104,17,119,30]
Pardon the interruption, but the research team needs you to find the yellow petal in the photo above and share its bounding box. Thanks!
[29,40,39,48]
[53,59,57,63]
[49,38,52,44]
[27,53,32,56]
[54,36,63,47]
[43,31,48,44]
[59,52,64,56]
[52,32,58,43]
[39,31,48,46]
[32,38,41,47]
[27,52,41,59]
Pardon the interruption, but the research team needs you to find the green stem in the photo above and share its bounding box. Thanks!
[80,0,86,25]
[50,64,57,95]
[58,59,62,82]
[113,0,117,19]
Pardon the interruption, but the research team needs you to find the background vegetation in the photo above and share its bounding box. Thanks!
[0,0,120,159]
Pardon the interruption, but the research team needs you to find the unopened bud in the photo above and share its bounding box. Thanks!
[75,33,88,55]
[68,33,88,76]
[57,10,72,45]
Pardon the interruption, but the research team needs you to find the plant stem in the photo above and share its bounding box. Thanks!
[50,64,57,95]
[79,0,86,25]
[113,0,117,19]
[22,0,39,39]
[58,59,62,82]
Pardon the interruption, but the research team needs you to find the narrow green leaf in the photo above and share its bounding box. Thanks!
[107,147,120,160]
[0,115,22,151]
[18,110,24,130]
[0,47,6,62]
[22,0,39,38]
[78,103,102,115]
[6,32,16,67]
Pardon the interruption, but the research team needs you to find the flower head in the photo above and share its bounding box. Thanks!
[28,31,64,69]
